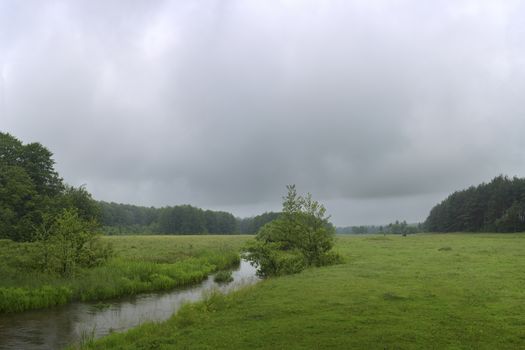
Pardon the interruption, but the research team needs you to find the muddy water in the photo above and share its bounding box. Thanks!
[0,259,259,350]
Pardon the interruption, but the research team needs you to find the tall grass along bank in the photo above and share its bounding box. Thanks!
[0,235,250,313]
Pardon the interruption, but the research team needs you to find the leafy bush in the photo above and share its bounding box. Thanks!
[33,209,113,277]
[245,185,342,277]
[214,270,233,283]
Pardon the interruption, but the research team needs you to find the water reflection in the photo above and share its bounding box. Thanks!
[0,259,259,350]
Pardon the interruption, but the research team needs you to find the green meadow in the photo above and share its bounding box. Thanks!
[0,235,250,313]
[86,233,525,349]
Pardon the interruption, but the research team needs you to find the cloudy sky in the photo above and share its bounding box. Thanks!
[1,1,525,226]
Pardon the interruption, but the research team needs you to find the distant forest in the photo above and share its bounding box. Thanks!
[337,221,422,235]
[425,175,525,232]
[99,201,280,235]
[65,175,525,235]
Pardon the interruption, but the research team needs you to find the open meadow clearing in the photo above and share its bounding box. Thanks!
[86,233,525,349]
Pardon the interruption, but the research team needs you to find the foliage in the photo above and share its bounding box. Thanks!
[99,202,282,236]
[352,225,368,234]
[245,185,338,277]
[337,223,423,234]
[0,132,100,241]
[0,165,37,241]
[86,234,525,350]
[99,201,158,231]
[157,205,208,233]
[0,133,63,197]
[425,175,525,232]
[99,201,239,235]
[214,270,234,283]
[34,209,113,277]
[238,212,281,234]
[59,185,101,223]
[244,241,305,277]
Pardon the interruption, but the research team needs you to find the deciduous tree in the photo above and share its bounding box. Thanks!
[245,185,340,277]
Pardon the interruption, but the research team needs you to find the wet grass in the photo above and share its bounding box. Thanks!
[0,235,251,313]
[87,233,525,349]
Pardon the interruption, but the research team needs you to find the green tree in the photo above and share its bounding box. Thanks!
[205,210,238,234]
[35,208,112,277]
[58,185,100,222]
[0,132,24,165]
[157,205,207,234]
[0,132,108,241]
[0,132,68,241]
[352,226,368,234]
[0,165,37,240]
[20,142,63,196]
[245,185,340,277]
[238,212,281,234]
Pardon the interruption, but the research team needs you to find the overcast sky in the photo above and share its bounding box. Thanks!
[1,1,525,226]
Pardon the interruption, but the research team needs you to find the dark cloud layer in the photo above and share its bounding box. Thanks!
[2,1,525,225]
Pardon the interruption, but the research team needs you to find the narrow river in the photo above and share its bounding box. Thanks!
[0,259,259,350]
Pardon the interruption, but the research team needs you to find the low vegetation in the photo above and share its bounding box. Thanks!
[213,270,233,283]
[86,234,525,349]
[0,235,249,313]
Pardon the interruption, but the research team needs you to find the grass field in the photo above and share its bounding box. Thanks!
[0,235,251,313]
[86,233,525,349]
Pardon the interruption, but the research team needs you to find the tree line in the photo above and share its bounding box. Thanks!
[9,132,523,239]
[99,201,281,235]
[337,221,422,235]
[425,175,525,232]
[238,212,281,234]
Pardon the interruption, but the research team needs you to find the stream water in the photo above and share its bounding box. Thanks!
[0,259,259,350]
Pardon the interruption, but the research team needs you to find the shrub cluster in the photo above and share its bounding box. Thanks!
[245,185,342,277]
[213,270,234,283]
[34,209,113,277]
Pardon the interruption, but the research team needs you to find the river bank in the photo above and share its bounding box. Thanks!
[0,236,251,313]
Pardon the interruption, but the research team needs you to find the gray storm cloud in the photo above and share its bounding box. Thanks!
[1,0,525,225]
